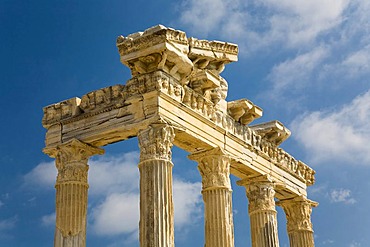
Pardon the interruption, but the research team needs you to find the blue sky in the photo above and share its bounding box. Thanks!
[1,0,369,246]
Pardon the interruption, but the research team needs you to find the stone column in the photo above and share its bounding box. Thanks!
[44,139,104,247]
[277,196,318,247]
[188,148,235,247]
[237,175,280,247]
[137,123,175,247]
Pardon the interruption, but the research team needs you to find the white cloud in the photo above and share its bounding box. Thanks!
[291,90,370,164]
[90,178,202,236]
[179,0,248,39]
[91,192,139,236]
[88,152,139,196]
[41,213,55,227]
[173,179,202,228]
[350,241,361,247]
[0,216,17,232]
[330,189,356,204]
[179,0,349,49]
[267,46,329,98]
[23,161,56,188]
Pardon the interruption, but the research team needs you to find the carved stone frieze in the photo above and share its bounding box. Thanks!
[237,175,276,213]
[42,97,81,128]
[277,196,318,233]
[80,84,126,113]
[189,148,231,190]
[138,123,175,161]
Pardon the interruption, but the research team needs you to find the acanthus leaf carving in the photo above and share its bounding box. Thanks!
[189,148,231,190]
[138,123,175,161]
[277,197,318,233]
[237,175,276,213]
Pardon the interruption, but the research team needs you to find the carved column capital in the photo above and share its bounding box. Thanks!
[138,123,175,162]
[277,196,318,233]
[188,147,231,190]
[237,175,276,213]
[44,139,104,185]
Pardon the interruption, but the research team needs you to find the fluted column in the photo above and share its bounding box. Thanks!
[277,196,318,247]
[137,123,175,247]
[237,175,280,247]
[44,139,104,247]
[188,147,234,247]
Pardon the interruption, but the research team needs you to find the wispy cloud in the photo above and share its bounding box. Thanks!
[178,0,349,50]
[41,213,55,227]
[329,188,356,205]
[291,90,370,165]
[0,216,17,238]
[349,240,361,247]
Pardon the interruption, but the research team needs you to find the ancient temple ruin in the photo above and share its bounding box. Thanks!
[42,25,317,247]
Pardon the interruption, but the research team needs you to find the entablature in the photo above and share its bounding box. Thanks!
[42,25,315,200]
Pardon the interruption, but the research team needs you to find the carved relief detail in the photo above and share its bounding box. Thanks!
[277,197,318,233]
[189,148,231,189]
[138,123,175,161]
[80,84,126,113]
[238,175,276,213]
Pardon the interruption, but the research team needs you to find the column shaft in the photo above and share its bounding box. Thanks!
[277,197,318,247]
[138,123,175,247]
[44,139,104,247]
[189,148,235,247]
[238,175,280,247]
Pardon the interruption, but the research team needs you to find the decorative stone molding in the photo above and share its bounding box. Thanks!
[227,99,263,125]
[42,97,81,128]
[250,120,291,146]
[117,25,192,81]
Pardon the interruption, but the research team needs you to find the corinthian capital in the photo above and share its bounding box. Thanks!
[189,147,231,190]
[237,175,276,213]
[138,123,175,161]
[43,139,104,184]
[277,196,318,233]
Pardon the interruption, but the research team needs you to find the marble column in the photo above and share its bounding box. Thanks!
[44,139,104,247]
[237,175,280,247]
[137,123,175,247]
[189,148,235,247]
[277,196,318,247]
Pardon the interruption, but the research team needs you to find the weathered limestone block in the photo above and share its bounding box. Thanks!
[227,99,263,125]
[43,139,104,247]
[237,175,280,247]
[277,196,318,247]
[42,97,81,128]
[137,123,175,247]
[250,120,291,146]
[189,148,235,247]
[117,25,193,81]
